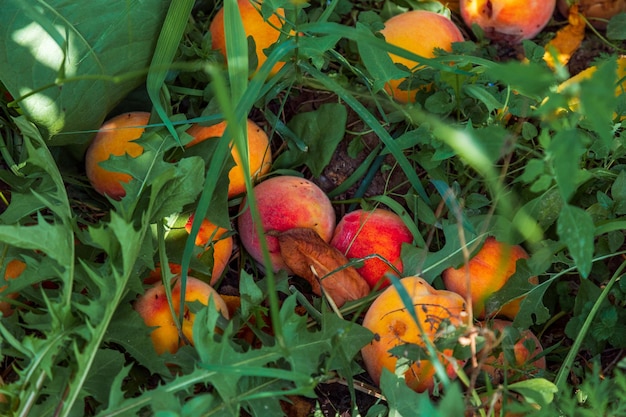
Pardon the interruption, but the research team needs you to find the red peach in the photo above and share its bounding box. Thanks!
[442,237,537,320]
[330,208,413,289]
[134,275,229,355]
[237,176,336,272]
[478,319,547,384]
[460,0,556,43]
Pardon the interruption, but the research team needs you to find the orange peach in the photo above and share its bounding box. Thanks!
[460,0,556,43]
[380,10,464,103]
[558,0,626,29]
[209,0,286,77]
[134,275,229,355]
[442,237,537,320]
[0,259,26,317]
[478,319,546,384]
[361,276,468,392]
[237,176,336,272]
[330,208,413,289]
[185,119,272,198]
[85,111,150,200]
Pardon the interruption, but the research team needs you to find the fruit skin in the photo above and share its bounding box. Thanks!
[460,0,556,43]
[330,208,413,289]
[478,319,546,384]
[361,276,468,393]
[237,176,336,272]
[0,259,26,317]
[209,0,286,77]
[380,10,464,103]
[558,0,626,29]
[442,237,537,320]
[134,275,229,355]
[186,119,272,198]
[85,111,150,200]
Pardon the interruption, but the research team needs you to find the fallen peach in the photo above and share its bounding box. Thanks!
[134,275,229,355]
[237,176,336,272]
[0,259,26,317]
[477,318,546,384]
[380,10,464,103]
[330,208,413,289]
[361,276,468,393]
[442,237,537,320]
[558,0,626,29]
[85,111,150,200]
[209,0,286,77]
[460,0,556,43]
[186,119,272,198]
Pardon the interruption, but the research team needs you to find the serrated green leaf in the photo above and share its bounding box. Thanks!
[549,128,586,202]
[485,60,554,100]
[82,349,127,406]
[607,13,626,40]
[557,204,594,278]
[0,0,171,145]
[580,58,617,147]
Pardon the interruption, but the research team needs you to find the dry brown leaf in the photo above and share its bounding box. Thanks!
[544,4,586,69]
[273,227,370,307]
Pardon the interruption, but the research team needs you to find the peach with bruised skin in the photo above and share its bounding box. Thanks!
[237,176,336,272]
[380,10,464,103]
[460,0,556,43]
[330,208,413,290]
[85,111,150,200]
[478,318,547,384]
[442,237,537,320]
[186,119,272,198]
[134,275,229,355]
[209,0,286,77]
[0,259,27,317]
[361,276,468,393]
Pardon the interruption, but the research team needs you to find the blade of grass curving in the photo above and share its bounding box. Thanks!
[223,0,249,103]
[146,0,194,144]
[300,62,430,204]
[554,259,626,391]
[327,143,382,198]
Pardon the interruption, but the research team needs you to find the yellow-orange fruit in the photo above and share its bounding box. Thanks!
[460,0,556,43]
[380,10,464,103]
[361,276,468,393]
[478,319,546,384]
[186,119,272,198]
[134,275,229,355]
[0,259,26,317]
[85,112,150,200]
[558,0,626,29]
[442,237,537,320]
[209,0,286,77]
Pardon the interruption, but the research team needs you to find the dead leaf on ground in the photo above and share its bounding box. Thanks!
[273,227,370,307]
[544,4,586,69]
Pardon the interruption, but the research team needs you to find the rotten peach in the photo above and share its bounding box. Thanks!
[134,275,229,355]
[237,176,336,272]
[442,237,537,320]
[380,10,464,103]
[330,208,413,289]
[361,276,468,393]
[460,0,556,43]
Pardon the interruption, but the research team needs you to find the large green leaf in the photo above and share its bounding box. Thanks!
[0,0,170,145]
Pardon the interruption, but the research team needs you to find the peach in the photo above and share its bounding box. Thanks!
[460,0,556,43]
[0,259,26,317]
[186,119,272,198]
[558,0,626,29]
[134,275,229,355]
[85,111,150,200]
[237,176,336,272]
[442,237,537,320]
[380,10,464,103]
[145,215,233,286]
[330,208,413,289]
[478,319,546,384]
[361,276,468,392]
[209,0,286,77]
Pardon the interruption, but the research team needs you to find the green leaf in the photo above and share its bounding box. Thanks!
[557,204,594,278]
[607,13,626,40]
[82,349,127,406]
[0,0,171,145]
[548,128,586,203]
[274,103,348,177]
[508,378,558,407]
[485,60,555,100]
[579,58,618,147]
